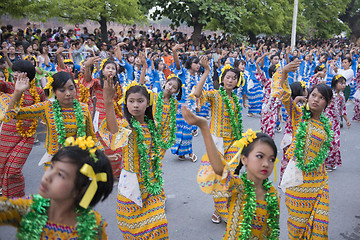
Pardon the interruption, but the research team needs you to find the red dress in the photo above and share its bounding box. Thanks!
[0,81,46,197]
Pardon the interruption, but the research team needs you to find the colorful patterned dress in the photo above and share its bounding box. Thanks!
[246,62,264,115]
[152,92,178,158]
[353,70,360,121]
[170,66,198,157]
[273,72,330,239]
[80,76,123,178]
[99,119,168,240]
[256,72,281,138]
[324,90,346,169]
[2,100,98,167]
[196,89,241,222]
[0,81,46,198]
[280,116,293,182]
[0,196,107,239]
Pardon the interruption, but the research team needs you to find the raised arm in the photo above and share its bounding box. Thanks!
[56,47,66,70]
[84,56,101,82]
[172,43,184,70]
[138,51,147,85]
[181,105,224,175]
[6,73,30,112]
[280,59,302,88]
[103,74,119,134]
[193,56,210,98]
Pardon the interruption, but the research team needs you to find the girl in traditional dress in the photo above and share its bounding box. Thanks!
[324,75,351,171]
[100,77,169,239]
[279,81,307,182]
[0,136,113,239]
[276,59,333,239]
[81,51,124,179]
[182,105,280,239]
[2,71,98,169]
[255,59,282,139]
[0,60,46,198]
[353,67,360,121]
[193,63,244,224]
[170,44,201,162]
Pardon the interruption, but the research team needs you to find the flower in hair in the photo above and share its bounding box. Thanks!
[64,136,100,162]
[118,80,140,105]
[99,58,108,71]
[240,128,257,147]
[335,74,343,81]
[167,73,178,80]
[63,59,73,64]
[300,80,306,88]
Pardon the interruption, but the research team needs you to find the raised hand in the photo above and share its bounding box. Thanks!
[181,105,207,127]
[103,74,117,101]
[14,73,30,93]
[200,56,210,71]
[172,43,184,52]
[283,59,302,74]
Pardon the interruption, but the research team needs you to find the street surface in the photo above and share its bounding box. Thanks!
[1,101,360,239]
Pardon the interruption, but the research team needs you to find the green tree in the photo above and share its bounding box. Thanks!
[148,0,247,45]
[51,0,145,42]
[340,0,360,40]
[0,0,50,21]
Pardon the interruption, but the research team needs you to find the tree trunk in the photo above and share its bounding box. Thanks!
[191,22,204,46]
[99,16,108,43]
[248,31,256,44]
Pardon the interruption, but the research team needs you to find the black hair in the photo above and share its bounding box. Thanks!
[234,132,277,175]
[51,71,76,91]
[342,56,352,66]
[164,76,182,100]
[270,53,279,60]
[51,146,114,208]
[268,64,277,78]
[320,53,328,63]
[314,65,326,74]
[185,56,200,69]
[99,60,119,88]
[12,60,36,81]
[331,75,346,89]
[290,82,306,100]
[123,85,154,128]
[220,68,241,89]
[309,83,333,108]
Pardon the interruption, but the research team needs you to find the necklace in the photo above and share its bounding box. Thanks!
[131,116,163,195]
[53,99,86,146]
[219,87,243,140]
[16,80,40,138]
[294,106,333,172]
[17,194,98,240]
[154,91,176,149]
[239,173,280,240]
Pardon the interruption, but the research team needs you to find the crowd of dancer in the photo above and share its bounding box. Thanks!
[0,22,359,239]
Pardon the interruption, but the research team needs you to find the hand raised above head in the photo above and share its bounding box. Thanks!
[14,73,30,93]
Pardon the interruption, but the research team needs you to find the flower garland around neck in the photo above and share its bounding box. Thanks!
[154,91,176,149]
[130,116,164,195]
[294,105,333,172]
[16,80,41,138]
[17,194,98,240]
[219,86,243,140]
[239,172,280,240]
[53,99,86,146]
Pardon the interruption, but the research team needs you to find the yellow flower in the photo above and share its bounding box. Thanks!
[65,137,75,147]
[89,148,97,155]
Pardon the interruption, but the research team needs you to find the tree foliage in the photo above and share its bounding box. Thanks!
[50,0,145,42]
[340,0,360,39]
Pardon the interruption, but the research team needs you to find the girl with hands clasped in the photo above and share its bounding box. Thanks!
[0,136,114,239]
[99,75,169,239]
[275,59,333,239]
[192,62,245,224]
[181,105,280,239]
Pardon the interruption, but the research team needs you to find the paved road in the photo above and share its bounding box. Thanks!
[1,102,360,239]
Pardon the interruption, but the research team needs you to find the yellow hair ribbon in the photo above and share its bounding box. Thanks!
[118,80,139,105]
[148,90,154,106]
[229,129,258,164]
[238,72,245,87]
[219,64,232,84]
[167,73,177,80]
[275,63,280,70]
[100,58,108,71]
[63,59,73,64]
[305,102,310,111]
[335,74,343,81]
[44,75,54,90]
[320,64,325,69]
[79,163,107,209]
[24,55,37,63]
[0,55,2,59]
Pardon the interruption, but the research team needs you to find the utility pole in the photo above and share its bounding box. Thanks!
[291,0,299,50]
